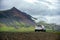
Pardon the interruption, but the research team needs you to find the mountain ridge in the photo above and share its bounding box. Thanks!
[0,7,36,28]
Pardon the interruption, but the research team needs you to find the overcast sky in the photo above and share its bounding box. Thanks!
[0,0,60,24]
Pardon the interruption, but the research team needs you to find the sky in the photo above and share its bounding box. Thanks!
[0,0,60,24]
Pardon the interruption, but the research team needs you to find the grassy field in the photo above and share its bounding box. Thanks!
[0,26,35,32]
[0,26,56,32]
[0,25,60,32]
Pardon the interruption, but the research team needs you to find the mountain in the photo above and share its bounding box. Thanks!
[0,7,36,28]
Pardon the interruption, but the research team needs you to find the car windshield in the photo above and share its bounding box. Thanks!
[37,25,42,27]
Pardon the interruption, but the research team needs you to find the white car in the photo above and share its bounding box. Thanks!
[35,25,46,32]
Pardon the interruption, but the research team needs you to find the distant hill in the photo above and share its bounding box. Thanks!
[0,7,36,28]
[37,21,60,32]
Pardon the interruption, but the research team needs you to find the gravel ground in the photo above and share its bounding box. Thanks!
[0,32,60,40]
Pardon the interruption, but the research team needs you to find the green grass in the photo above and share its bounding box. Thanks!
[0,23,35,32]
[0,26,60,33]
[0,26,35,32]
[0,26,59,32]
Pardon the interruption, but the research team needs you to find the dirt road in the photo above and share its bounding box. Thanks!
[0,32,60,40]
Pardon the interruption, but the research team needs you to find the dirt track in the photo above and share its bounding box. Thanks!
[0,32,60,40]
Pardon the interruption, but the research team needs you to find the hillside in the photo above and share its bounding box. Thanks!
[0,7,36,28]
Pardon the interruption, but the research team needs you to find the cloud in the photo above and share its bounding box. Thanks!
[45,16,60,24]
[24,0,39,4]
[0,0,59,10]
[0,0,14,10]
[34,15,60,25]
